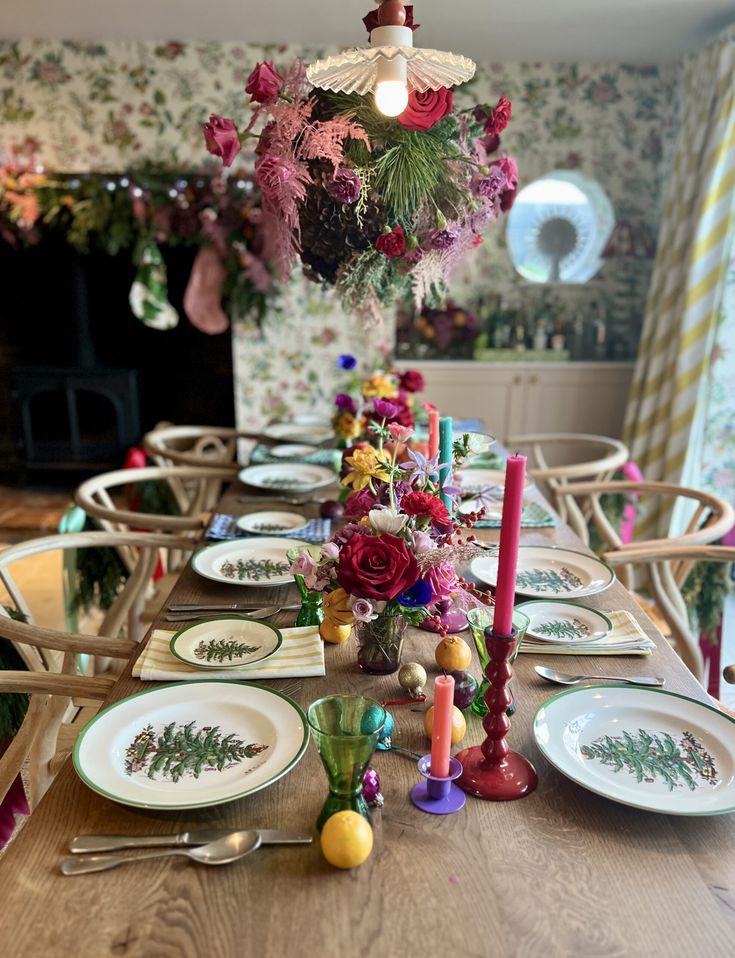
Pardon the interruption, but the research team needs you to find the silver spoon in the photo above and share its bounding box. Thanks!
[61,829,262,875]
[535,666,665,687]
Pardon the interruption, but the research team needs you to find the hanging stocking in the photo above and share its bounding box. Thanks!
[183,246,230,334]
[129,238,179,330]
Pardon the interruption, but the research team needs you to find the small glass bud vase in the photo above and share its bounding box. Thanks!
[287,545,324,628]
[355,612,407,675]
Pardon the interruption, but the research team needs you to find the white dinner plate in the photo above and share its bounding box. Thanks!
[192,538,308,587]
[73,681,309,809]
[170,615,282,669]
[236,511,309,536]
[238,463,336,493]
[471,545,615,600]
[456,467,534,495]
[262,422,334,445]
[533,685,735,815]
[268,444,318,459]
[515,600,612,643]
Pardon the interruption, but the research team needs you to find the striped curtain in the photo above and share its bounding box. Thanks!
[623,26,735,537]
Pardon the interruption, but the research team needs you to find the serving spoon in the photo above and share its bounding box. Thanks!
[535,666,665,687]
[61,829,262,875]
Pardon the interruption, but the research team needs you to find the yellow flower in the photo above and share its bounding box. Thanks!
[362,373,398,399]
[342,446,391,490]
[334,412,362,442]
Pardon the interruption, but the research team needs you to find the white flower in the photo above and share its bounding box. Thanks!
[368,508,408,535]
[466,433,492,456]
[350,597,377,622]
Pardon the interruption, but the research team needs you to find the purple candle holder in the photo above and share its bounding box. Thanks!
[410,754,466,815]
[420,599,469,633]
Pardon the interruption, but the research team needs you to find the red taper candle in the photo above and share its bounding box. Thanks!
[493,454,526,636]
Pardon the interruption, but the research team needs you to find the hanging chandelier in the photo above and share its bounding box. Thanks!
[306,0,476,117]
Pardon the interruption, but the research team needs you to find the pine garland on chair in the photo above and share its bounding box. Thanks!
[681,559,734,640]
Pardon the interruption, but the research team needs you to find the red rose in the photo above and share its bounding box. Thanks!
[400,492,450,525]
[500,188,517,212]
[399,369,424,393]
[398,88,453,132]
[376,225,406,258]
[245,61,283,103]
[202,114,241,167]
[484,95,512,136]
[337,533,420,601]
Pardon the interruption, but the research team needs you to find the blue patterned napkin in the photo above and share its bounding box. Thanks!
[249,444,340,468]
[470,500,556,529]
[206,513,332,544]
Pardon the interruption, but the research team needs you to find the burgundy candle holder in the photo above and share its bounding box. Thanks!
[410,754,466,815]
[456,626,537,800]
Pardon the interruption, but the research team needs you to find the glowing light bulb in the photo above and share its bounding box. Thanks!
[374,80,409,117]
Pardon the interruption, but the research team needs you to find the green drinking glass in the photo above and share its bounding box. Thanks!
[287,545,325,627]
[306,694,385,831]
[467,607,530,717]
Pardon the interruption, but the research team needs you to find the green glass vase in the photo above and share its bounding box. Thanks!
[467,607,529,717]
[307,694,385,831]
[287,545,324,627]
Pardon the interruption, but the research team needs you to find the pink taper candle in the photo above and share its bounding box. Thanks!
[427,405,440,460]
[493,454,527,636]
[430,674,455,778]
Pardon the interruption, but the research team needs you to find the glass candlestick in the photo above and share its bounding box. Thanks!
[467,606,529,717]
[287,545,324,627]
[307,694,385,831]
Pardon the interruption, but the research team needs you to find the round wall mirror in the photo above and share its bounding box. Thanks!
[506,170,615,284]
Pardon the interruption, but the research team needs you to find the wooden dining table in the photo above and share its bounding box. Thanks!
[1,469,734,958]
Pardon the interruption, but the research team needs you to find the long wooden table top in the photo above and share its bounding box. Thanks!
[1,476,734,958]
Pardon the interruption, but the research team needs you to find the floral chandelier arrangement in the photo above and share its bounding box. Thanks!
[204,2,517,323]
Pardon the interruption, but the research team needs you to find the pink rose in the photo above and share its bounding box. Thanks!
[388,423,413,443]
[423,561,458,603]
[245,61,283,103]
[202,114,241,167]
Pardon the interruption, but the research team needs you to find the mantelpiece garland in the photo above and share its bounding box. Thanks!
[0,163,274,331]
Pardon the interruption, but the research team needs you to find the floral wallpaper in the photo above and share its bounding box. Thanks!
[0,38,680,428]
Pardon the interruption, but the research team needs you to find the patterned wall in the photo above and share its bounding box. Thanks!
[0,39,680,427]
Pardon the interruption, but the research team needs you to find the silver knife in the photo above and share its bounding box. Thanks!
[167,603,301,613]
[69,829,311,854]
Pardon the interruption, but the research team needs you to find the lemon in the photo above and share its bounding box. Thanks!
[423,705,467,745]
[320,811,373,869]
[319,620,352,645]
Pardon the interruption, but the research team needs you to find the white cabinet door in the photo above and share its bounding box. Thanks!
[520,365,634,438]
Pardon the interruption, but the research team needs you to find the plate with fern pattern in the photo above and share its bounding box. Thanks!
[471,545,615,599]
[515,601,611,644]
[170,615,282,669]
[238,463,336,492]
[73,680,309,809]
[533,686,735,815]
[192,537,309,587]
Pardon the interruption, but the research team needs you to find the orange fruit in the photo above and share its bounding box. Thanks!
[423,705,467,745]
[320,811,373,869]
[435,635,472,671]
[319,620,352,645]
[322,588,355,625]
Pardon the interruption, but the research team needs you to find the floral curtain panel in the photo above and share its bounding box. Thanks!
[623,24,735,534]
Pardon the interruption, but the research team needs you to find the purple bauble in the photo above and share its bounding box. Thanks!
[362,766,383,805]
[448,669,479,710]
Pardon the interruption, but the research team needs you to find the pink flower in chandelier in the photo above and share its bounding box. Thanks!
[245,61,284,103]
[202,114,241,167]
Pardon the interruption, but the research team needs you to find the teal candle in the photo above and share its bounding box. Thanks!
[438,416,453,511]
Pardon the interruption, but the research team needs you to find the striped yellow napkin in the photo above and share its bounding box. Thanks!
[133,626,325,681]
[519,610,656,656]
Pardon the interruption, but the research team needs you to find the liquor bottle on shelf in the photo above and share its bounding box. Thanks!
[592,302,608,360]
[550,317,566,352]
[533,320,548,352]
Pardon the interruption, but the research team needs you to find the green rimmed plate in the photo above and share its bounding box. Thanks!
[170,615,282,669]
[73,680,309,810]
[471,545,615,600]
[533,685,735,815]
[515,600,612,643]
[192,537,309,587]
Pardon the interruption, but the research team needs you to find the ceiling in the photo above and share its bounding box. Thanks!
[0,0,733,63]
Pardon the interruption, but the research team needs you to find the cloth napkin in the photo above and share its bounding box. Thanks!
[206,513,331,544]
[249,444,340,468]
[518,610,656,656]
[133,626,325,681]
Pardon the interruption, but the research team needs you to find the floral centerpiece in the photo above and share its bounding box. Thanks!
[290,411,492,673]
[204,28,516,323]
[332,351,425,447]
[397,301,480,359]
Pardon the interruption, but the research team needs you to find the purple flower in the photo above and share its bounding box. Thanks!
[373,398,401,420]
[470,168,507,199]
[335,392,356,414]
[399,448,446,485]
[429,228,461,251]
[337,354,357,370]
[326,168,362,204]
[397,579,433,608]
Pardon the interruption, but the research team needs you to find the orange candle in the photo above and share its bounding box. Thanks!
[427,404,439,460]
[430,674,455,778]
